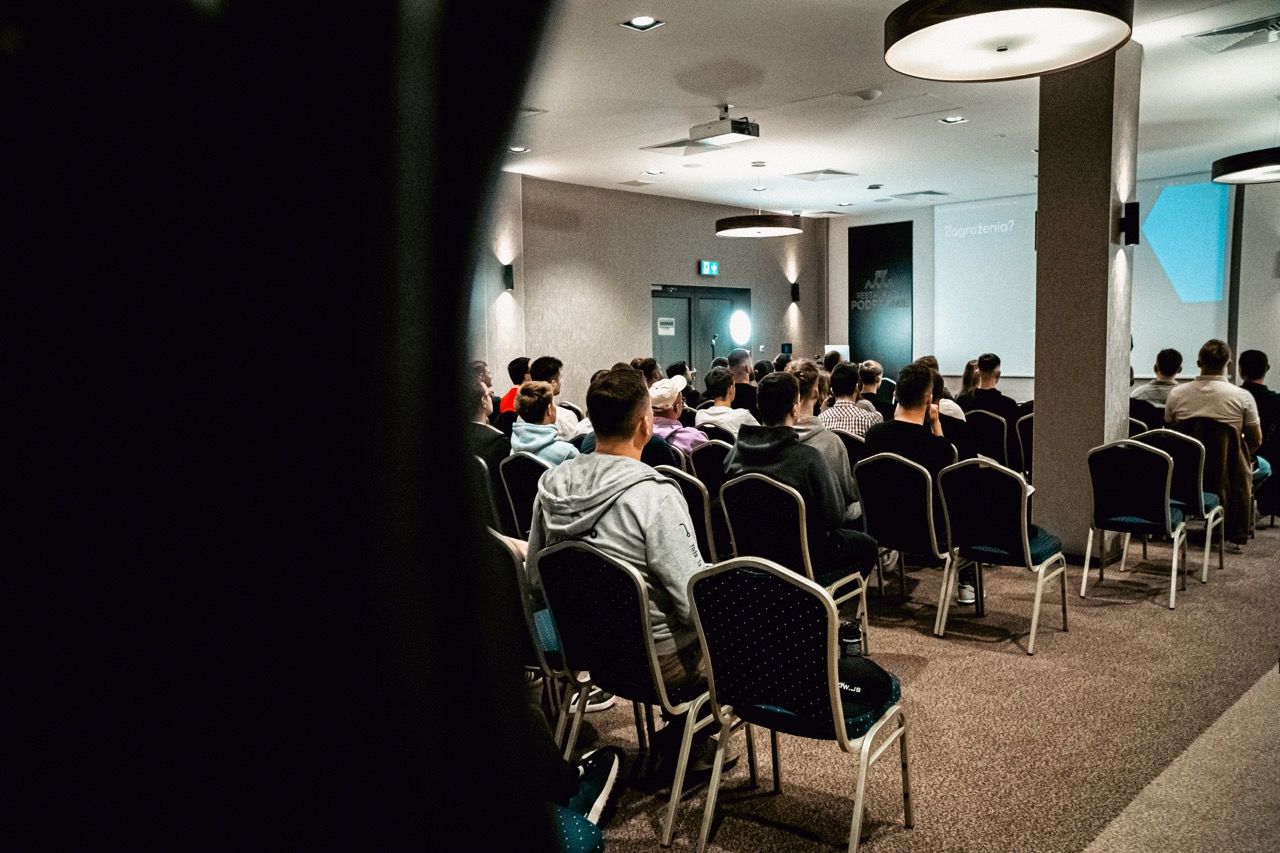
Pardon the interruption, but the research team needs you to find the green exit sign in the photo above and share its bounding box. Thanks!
[699,259,719,277]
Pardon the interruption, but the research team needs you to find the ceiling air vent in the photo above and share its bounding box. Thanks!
[891,190,950,201]
[1185,15,1280,55]
[618,180,654,187]
[787,169,859,181]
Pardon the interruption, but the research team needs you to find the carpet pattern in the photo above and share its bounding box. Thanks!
[575,521,1280,852]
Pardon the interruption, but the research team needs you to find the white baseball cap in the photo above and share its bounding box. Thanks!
[649,374,687,410]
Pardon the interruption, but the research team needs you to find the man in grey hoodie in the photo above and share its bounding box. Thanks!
[527,367,707,691]
[786,358,858,518]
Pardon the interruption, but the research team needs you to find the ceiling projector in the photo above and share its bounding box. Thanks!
[689,115,759,146]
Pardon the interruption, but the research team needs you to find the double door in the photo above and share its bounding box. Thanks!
[651,285,751,379]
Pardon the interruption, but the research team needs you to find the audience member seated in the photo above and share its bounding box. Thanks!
[530,355,581,440]
[1165,339,1265,547]
[470,360,502,425]
[855,360,896,422]
[753,358,774,384]
[666,361,701,409]
[512,381,580,466]
[650,375,709,455]
[467,377,510,477]
[959,358,979,398]
[570,369,610,437]
[820,362,883,437]
[709,356,729,371]
[786,359,857,516]
[501,356,531,414]
[956,352,1022,468]
[823,349,843,373]
[728,348,761,419]
[773,352,791,373]
[864,362,979,603]
[725,372,878,580]
[1240,349,1279,515]
[929,367,976,461]
[916,355,956,404]
[1131,348,1182,408]
[630,356,662,387]
[694,366,760,438]
[815,367,831,416]
[527,368,710,757]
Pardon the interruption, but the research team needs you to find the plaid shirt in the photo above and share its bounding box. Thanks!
[818,400,882,437]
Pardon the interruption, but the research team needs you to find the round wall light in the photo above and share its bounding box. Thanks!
[884,0,1134,82]
[715,214,803,238]
[729,310,752,346]
[1211,146,1280,185]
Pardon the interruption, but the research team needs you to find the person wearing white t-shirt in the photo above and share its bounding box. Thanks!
[694,366,759,438]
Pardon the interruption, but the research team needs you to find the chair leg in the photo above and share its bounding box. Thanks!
[974,562,986,618]
[770,728,783,793]
[1142,536,1148,560]
[875,549,885,597]
[1118,532,1131,573]
[633,701,648,751]
[847,734,875,853]
[934,554,954,637]
[662,694,710,847]
[562,683,590,760]
[694,717,734,853]
[745,723,758,788]
[898,710,913,829]
[1168,531,1180,610]
[1059,557,1069,632]
[1080,527,1095,597]
[645,702,656,744]
[859,587,871,656]
[898,552,907,601]
[1028,565,1046,656]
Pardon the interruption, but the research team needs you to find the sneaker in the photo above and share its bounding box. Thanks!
[568,746,624,825]
[1225,541,1243,555]
[957,583,976,605]
[570,685,616,713]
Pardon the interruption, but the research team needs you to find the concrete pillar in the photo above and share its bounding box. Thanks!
[1034,41,1143,556]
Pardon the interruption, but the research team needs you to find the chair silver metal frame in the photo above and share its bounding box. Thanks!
[536,540,715,847]
[853,452,957,636]
[498,451,552,539]
[937,458,1068,654]
[1128,416,1148,437]
[1080,440,1189,609]
[719,473,871,648]
[472,455,504,533]
[655,464,719,563]
[1134,428,1225,583]
[966,409,1009,466]
[1016,412,1034,479]
[688,557,912,853]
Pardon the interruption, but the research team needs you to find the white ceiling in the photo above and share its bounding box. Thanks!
[503,0,1280,216]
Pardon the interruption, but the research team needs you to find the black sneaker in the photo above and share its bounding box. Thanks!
[569,685,616,713]
[569,746,625,826]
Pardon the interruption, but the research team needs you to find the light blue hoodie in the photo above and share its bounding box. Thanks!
[511,420,579,466]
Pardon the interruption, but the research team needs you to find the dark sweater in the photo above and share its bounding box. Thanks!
[957,387,1022,468]
[863,419,956,480]
[731,382,760,420]
[725,424,844,545]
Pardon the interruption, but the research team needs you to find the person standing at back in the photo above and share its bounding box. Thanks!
[727,348,760,420]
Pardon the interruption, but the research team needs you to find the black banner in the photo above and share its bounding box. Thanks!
[848,222,913,381]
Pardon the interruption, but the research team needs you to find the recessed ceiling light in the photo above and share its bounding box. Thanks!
[508,145,530,153]
[938,115,968,124]
[874,198,895,203]
[838,202,854,207]
[644,169,664,176]
[752,186,768,192]
[620,16,665,32]
[867,183,883,190]
[751,161,767,167]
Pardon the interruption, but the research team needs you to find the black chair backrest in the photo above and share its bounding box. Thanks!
[641,434,680,468]
[656,465,717,563]
[568,433,587,450]
[1016,413,1034,476]
[854,452,947,558]
[472,455,503,532]
[719,474,812,580]
[966,410,1008,466]
[670,445,692,473]
[559,401,584,420]
[1134,429,1206,513]
[831,428,869,469]
[1087,440,1174,534]
[690,439,733,499]
[695,399,715,411]
[536,542,662,704]
[1128,417,1148,438]
[488,528,551,672]
[690,560,836,735]
[499,452,552,539]
[1130,397,1163,432]
[700,423,737,445]
[938,459,1029,566]
[494,409,518,438]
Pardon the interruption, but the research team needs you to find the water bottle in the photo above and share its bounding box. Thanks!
[839,620,863,657]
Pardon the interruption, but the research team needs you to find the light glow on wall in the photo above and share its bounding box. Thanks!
[730,310,752,346]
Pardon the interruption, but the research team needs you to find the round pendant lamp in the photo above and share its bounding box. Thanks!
[715,214,803,238]
[1211,147,1280,185]
[884,0,1134,83]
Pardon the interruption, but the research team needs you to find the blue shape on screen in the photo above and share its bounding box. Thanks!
[1141,183,1228,303]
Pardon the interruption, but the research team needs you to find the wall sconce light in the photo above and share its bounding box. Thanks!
[502,263,515,290]
[1118,201,1140,246]
[790,281,800,303]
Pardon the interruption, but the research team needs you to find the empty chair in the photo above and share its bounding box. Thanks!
[854,452,958,630]
[831,428,870,470]
[1080,440,1189,609]
[938,459,1068,654]
[966,409,1009,467]
[536,541,714,847]
[655,465,718,563]
[699,423,737,445]
[720,473,870,645]
[688,557,912,853]
[1134,429,1225,582]
[1016,413,1034,479]
[499,451,553,539]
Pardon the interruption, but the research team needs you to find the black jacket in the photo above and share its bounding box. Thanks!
[724,424,844,545]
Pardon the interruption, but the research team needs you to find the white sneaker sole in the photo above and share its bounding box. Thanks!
[580,750,620,825]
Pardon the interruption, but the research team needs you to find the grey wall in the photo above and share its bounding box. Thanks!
[471,176,828,405]
[1237,182,1280,359]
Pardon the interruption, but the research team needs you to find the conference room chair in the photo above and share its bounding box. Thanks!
[1127,417,1148,437]
[1175,416,1255,545]
[472,455,505,533]
[1080,440,1189,609]
[694,399,715,411]
[671,445,693,474]
[966,409,1009,467]
[831,427,870,470]
[536,540,714,847]
[499,451,552,539]
[1134,429,1225,583]
[690,439,735,559]
[494,408,518,437]
[568,433,587,450]
[699,423,737,445]
[937,459,1068,654]
[559,401,584,421]
[1016,412,1034,479]
[655,465,719,563]
[719,473,871,648]
[688,557,912,853]
[853,453,957,633]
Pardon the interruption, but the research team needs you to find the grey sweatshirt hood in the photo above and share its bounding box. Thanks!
[535,452,671,539]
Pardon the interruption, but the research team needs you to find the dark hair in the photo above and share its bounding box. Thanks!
[728,348,752,369]
[1239,349,1270,381]
[587,368,649,440]
[773,353,792,372]
[960,359,979,396]
[753,359,774,383]
[785,358,820,399]
[528,355,563,382]
[896,362,934,409]
[666,361,690,381]
[610,361,634,373]
[1155,348,1183,377]
[930,368,947,406]
[710,356,729,369]
[589,368,610,385]
[857,360,882,386]
[977,353,1001,374]
[831,362,859,397]
[515,381,555,423]
[704,366,734,400]
[916,355,939,372]
[823,350,842,372]
[506,356,530,385]
[1198,339,1231,373]
[469,359,488,378]
[629,357,661,385]
[757,372,799,426]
